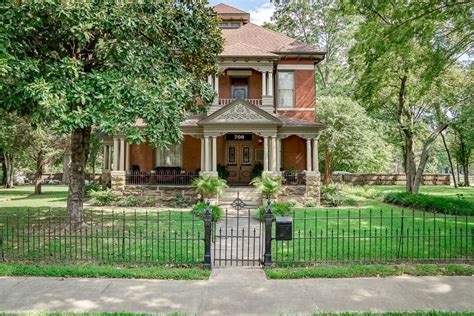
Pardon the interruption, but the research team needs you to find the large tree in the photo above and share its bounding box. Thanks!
[1,2,223,226]
[347,1,473,193]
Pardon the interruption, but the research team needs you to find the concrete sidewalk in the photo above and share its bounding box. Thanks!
[0,268,473,315]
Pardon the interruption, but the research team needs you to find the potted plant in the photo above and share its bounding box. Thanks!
[192,175,228,205]
[250,173,284,204]
[287,167,299,185]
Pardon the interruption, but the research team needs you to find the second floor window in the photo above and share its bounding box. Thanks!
[277,71,294,108]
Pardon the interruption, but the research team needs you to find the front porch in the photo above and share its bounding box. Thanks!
[102,100,323,204]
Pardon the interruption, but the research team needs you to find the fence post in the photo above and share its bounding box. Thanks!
[264,199,273,267]
[204,200,212,269]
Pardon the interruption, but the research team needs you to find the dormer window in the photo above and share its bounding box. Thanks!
[220,22,242,29]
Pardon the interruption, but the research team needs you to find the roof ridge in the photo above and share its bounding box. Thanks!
[213,3,248,14]
[244,22,321,52]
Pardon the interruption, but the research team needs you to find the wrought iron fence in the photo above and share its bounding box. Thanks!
[126,171,199,185]
[282,172,306,185]
[0,210,204,265]
[270,209,474,266]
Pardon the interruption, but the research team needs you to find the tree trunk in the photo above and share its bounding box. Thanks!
[404,135,417,193]
[62,148,71,184]
[4,152,14,188]
[34,151,44,195]
[441,132,457,188]
[459,136,471,187]
[323,149,332,185]
[67,126,92,228]
[0,158,6,186]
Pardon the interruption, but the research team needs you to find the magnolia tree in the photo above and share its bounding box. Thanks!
[1,2,223,226]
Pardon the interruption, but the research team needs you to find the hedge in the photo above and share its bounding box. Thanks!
[383,192,474,216]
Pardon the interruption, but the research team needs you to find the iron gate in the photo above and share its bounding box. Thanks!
[212,209,264,266]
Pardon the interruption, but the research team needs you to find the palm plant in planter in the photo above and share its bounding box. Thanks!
[250,173,284,203]
[192,175,228,204]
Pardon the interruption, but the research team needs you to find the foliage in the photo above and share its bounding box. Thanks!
[116,196,141,208]
[251,163,264,179]
[265,264,474,279]
[250,173,284,199]
[192,176,228,200]
[89,189,117,206]
[342,185,384,200]
[318,96,393,182]
[84,182,102,197]
[257,202,292,221]
[287,167,298,175]
[216,164,229,180]
[320,183,358,207]
[171,192,194,208]
[347,1,473,193]
[1,2,223,221]
[191,202,222,222]
[304,200,318,208]
[0,263,210,280]
[383,192,474,216]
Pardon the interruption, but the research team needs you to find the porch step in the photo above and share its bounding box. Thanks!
[219,186,262,208]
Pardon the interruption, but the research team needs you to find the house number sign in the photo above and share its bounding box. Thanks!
[225,133,253,141]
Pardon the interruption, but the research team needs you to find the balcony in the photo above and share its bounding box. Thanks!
[218,98,262,107]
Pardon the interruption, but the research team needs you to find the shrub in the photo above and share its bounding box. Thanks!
[85,182,102,197]
[192,176,228,201]
[257,202,291,221]
[343,197,359,206]
[383,192,474,216]
[172,192,193,208]
[140,198,158,207]
[320,183,345,207]
[304,200,318,208]
[251,174,284,199]
[191,202,222,222]
[116,196,141,207]
[343,185,384,200]
[286,199,298,207]
[251,163,263,179]
[89,189,117,206]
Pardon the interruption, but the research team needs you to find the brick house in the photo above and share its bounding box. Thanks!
[102,3,325,204]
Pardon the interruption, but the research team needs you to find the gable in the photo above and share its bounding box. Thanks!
[199,100,281,125]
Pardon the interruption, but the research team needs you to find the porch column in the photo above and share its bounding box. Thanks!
[276,138,281,172]
[208,75,213,86]
[262,71,267,96]
[200,138,205,171]
[113,138,119,171]
[204,136,210,172]
[263,136,269,172]
[268,71,273,96]
[108,146,113,169]
[212,136,217,172]
[214,75,219,94]
[271,136,277,172]
[103,145,109,171]
[312,137,319,174]
[306,138,312,172]
[125,141,130,171]
[120,138,126,171]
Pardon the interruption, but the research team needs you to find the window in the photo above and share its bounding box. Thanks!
[155,144,182,167]
[277,71,295,108]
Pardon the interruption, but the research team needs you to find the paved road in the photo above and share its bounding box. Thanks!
[0,269,473,315]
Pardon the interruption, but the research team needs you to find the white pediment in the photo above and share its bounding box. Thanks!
[199,100,281,125]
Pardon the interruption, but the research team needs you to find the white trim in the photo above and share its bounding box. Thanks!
[277,64,315,70]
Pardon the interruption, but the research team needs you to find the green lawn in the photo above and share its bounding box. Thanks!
[0,186,205,266]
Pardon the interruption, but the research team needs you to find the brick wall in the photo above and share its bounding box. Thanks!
[218,69,262,100]
[281,135,307,171]
[182,135,201,172]
[130,142,154,172]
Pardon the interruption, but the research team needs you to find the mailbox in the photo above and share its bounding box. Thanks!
[275,217,293,241]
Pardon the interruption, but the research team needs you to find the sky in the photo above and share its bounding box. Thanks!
[208,0,275,25]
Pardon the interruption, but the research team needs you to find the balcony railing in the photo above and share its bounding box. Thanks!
[218,98,262,106]
[282,171,306,185]
[126,171,199,186]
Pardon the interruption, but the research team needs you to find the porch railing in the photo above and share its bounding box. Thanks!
[126,171,199,185]
[218,98,262,106]
[282,172,306,185]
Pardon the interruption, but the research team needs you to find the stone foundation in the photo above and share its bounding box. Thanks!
[111,171,126,191]
[121,185,197,207]
[101,171,111,188]
[305,172,321,205]
[276,185,306,205]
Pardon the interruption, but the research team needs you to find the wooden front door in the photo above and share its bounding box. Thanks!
[226,142,254,184]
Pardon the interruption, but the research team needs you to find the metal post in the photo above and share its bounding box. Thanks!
[264,199,273,267]
[204,200,212,269]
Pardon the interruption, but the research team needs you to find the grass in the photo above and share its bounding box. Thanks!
[0,262,209,280]
[0,186,205,266]
[3,313,472,316]
[265,264,474,279]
